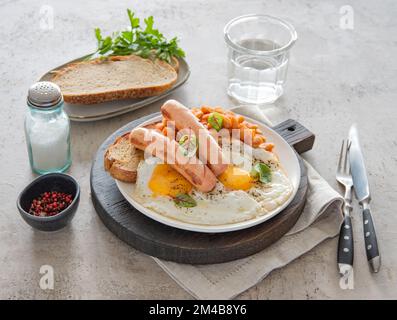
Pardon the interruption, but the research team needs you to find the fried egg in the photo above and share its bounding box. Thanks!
[132,140,292,226]
[147,163,192,197]
[218,165,253,191]
[134,158,260,225]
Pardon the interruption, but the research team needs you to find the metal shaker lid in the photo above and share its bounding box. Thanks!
[27,81,63,108]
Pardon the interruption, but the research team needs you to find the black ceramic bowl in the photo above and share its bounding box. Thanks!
[17,173,80,231]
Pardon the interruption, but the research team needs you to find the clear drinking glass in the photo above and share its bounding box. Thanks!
[224,14,297,104]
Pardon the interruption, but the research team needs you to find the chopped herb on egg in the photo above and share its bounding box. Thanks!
[250,163,272,184]
[174,193,197,208]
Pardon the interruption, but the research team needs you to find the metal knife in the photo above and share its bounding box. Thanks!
[349,124,381,273]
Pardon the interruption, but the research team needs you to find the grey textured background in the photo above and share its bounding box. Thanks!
[0,0,396,299]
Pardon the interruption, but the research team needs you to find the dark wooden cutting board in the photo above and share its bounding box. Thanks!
[90,113,315,264]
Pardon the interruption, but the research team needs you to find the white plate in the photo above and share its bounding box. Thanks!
[40,56,190,122]
[115,114,301,233]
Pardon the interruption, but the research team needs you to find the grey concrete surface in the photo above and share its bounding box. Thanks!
[0,0,396,299]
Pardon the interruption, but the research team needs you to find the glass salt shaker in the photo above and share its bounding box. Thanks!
[25,81,71,174]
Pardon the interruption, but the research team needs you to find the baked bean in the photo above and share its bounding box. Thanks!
[246,123,258,129]
[194,110,203,120]
[182,105,272,151]
[201,106,213,114]
[223,115,232,129]
[239,128,254,143]
[231,117,240,129]
[252,135,265,147]
[236,115,245,123]
[202,113,210,122]
[261,143,274,152]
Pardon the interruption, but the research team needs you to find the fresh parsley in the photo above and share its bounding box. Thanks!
[174,193,197,208]
[250,163,272,184]
[208,112,224,131]
[178,134,198,157]
[91,9,185,63]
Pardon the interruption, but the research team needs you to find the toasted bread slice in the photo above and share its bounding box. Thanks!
[104,133,143,183]
[52,55,178,104]
[170,56,179,73]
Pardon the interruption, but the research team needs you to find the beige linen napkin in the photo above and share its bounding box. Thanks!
[153,105,343,300]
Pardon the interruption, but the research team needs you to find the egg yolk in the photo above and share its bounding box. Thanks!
[148,164,192,197]
[218,165,253,191]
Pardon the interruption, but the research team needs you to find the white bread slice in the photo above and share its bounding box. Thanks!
[104,133,143,183]
[52,55,178,104]
[170,56,179,73]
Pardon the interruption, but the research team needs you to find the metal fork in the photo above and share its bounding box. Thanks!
[336,140,354,276]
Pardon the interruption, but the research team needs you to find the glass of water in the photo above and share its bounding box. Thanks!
[224,14,297,104]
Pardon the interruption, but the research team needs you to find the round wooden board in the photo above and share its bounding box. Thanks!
[90,114,309,264]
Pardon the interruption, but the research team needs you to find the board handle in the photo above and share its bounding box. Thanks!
[272,119,315,154]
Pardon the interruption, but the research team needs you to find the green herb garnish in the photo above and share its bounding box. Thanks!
[91,9,185,63]
[174,193,197,208]
[178,134,198,157]
[208,112,223,131]
[250,163,272,184]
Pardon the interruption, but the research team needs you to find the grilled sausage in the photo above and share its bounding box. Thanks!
[161,99,228,176]
[129,127,217,192]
